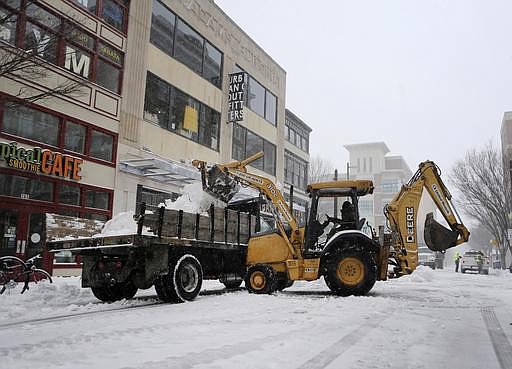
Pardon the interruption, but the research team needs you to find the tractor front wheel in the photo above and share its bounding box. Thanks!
[245,265,276,294]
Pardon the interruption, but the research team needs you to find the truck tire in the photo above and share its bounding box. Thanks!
[461,268,465,273]
[91,281,138,302]
[324,249,377,296]
[245,264,277,294]
[155,255,203,303]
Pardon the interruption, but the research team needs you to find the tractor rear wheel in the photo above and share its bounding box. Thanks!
[324,249,377,296]
[245,264,276,294]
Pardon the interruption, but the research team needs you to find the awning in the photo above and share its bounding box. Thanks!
[119,153,200,185]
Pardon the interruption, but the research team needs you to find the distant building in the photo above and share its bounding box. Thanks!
[343,142,436,251]
[283,109,312,223]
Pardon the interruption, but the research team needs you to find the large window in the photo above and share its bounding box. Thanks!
[71,0,128,33]
[149,0,222,88]
[0,2,125,93]
[0,170,113,219]
[285,117,309,153]
[232,123,276,175]
[0,99,117,164]
[144,72,220,151]
[236,66,277,125]
[284,150,308,190]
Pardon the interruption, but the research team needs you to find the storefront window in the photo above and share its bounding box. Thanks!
[265,91,277,125]
[96,59,120,93]
[71,0,97,13]
[89,130,113,161]
[0,8,17,45]
[143,72,170,127]
[59,184,80,206]
[143,72,220,150]
[2,104,59,146]
[246,130,264,170]
[203,41,222,87]
[231,124,276,175]
[64,121,86,153]
[24,22,58,63]
[54,250,74,263]
[150,0,175,54]
[247,77,265,118]
[174,19,204,75]
[102,0,124,31]
[26,3,60,30]
[0,210,17,251]
[0,174,53,202]
[85,190,109,209]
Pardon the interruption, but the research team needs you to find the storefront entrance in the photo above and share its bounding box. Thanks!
[0,205,46,261]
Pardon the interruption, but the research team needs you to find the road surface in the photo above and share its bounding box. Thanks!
[0,267,511,369]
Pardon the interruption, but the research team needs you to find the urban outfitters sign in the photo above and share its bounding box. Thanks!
[227,72,245,123]
[0,142,83,180]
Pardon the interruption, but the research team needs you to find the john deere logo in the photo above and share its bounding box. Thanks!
[0,141,83,180]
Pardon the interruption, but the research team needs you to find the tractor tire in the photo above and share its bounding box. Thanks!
[461,269,465,274]
[220,279,243,289]
[275,276,294,291]
[91,280,138,302]
[324,249,377,296]
[155,255,203,303]
[245,264,277,294]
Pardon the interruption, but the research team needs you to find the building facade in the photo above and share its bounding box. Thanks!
[0,0,128,273]
[115,0,287,214]
[283,109,311,223]
[0,0,289,275]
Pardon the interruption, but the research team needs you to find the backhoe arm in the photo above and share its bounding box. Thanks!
[384,161,469,277]
[192,152,302,258]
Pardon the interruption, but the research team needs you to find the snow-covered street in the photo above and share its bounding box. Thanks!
[1,267,511,369]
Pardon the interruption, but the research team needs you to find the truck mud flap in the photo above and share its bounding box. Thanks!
[424,213,458,252]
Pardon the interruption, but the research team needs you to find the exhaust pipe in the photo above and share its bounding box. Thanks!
[424,212,458,252]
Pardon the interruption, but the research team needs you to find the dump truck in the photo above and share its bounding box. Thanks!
[46,199,262,303]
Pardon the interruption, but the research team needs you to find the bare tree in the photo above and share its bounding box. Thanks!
[0,1,86,105]
[449,143,511,269]
[309,156,334,183]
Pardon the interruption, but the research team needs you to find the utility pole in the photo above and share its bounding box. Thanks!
[333,169,338,217]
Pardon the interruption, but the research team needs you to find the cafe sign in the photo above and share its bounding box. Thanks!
[0,141,83,180]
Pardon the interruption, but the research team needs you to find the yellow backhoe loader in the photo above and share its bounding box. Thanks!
[192,153,469,296]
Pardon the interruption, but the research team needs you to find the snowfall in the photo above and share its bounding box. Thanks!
[0,268,511,369]
[2,184,512,369]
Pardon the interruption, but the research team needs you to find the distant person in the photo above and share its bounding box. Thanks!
[454,251,462,272]
[475,253,483,274]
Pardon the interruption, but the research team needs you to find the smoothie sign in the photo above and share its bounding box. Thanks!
[0,141,83,180]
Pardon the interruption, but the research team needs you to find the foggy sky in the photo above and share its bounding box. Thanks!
[216,0,512,174]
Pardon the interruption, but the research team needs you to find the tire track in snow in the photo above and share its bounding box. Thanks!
[0,287,244,329]
[481,307,512,369]
[296,313,390,369]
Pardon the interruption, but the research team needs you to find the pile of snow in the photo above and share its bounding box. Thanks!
[97,211,139,236]
[162,182,226,214]
[396,265,436,283]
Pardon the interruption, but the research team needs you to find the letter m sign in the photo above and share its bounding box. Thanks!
[64,46,90,78]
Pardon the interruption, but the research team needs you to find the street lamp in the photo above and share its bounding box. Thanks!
[346,162,358,180]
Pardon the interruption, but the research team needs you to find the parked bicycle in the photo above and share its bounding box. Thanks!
[0,255,52,294]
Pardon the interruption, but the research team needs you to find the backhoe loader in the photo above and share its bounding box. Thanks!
[192,153,469,296]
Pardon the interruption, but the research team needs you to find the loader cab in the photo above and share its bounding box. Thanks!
[304,180,374,253]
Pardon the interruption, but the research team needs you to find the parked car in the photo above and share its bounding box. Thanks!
[461,250,489,274]
[418,253,436,269]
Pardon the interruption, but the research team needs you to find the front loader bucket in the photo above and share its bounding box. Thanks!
[204,165,240,203]
[424,212,458,252]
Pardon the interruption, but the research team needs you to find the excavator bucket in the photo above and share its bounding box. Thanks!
[202,165,240,203]
[424,212,458,252]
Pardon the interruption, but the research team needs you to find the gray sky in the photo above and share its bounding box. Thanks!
[216,0,512,173]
